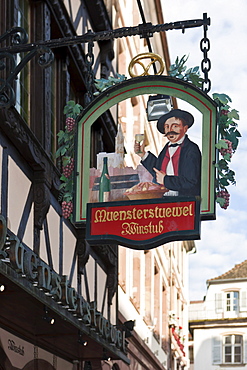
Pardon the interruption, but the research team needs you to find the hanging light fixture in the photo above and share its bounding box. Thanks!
[146,94,172,121]
[123,320,135,338]
[42,306,55,325]
[78,331,88,346]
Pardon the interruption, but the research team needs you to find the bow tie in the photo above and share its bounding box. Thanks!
[169,143,180,147]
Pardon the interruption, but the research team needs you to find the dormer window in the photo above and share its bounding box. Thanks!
[226,291,239,312]
[215,290,240,315]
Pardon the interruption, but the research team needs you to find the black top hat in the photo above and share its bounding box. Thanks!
[157,109,194,134]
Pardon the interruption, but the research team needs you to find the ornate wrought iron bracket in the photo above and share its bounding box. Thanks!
[0,14,210,108]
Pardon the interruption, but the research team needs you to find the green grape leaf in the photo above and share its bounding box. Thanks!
[228,109,239,120]
[219,177,229,186]
[216,139,228,150]
[216,197,226,207]
[223,153,231,162]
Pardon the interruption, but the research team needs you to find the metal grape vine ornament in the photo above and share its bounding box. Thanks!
[168,56,241,210]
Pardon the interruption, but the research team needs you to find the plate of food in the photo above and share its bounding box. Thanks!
[124,182,168,200]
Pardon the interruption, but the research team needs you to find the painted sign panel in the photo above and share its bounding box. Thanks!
[86,197,201,249]
[74,75,217,223]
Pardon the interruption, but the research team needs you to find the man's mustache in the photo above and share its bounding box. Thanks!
[165,131,179,137]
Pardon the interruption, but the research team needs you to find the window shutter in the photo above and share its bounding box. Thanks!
[244,335,247,364]
[212,336,222,364]
[240,290,247,312]
[215,293,223,313]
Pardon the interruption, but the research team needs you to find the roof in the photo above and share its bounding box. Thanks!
[207,259,247,283]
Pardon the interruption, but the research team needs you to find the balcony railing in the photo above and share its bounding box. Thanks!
[189,306,247,321]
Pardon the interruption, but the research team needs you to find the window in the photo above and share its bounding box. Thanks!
[223,335,242,364]
[212,334,246,365]
[215,291,240,314]
[226,291,239,312]
[15,0,30,124]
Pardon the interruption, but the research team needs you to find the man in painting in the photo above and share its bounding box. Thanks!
[134,109,201,197]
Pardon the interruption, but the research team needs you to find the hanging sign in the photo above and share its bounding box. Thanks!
[86,196,200,250]
[74,75,217,225]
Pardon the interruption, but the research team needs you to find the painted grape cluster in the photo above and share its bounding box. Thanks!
[56,101,83,221]
[62,158,74,178]
[66,117,76,132]
[216,189,230,210]
[219,139,233,158]
[62,201,73,219]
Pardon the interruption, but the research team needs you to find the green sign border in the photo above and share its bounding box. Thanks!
[74,75,217,223]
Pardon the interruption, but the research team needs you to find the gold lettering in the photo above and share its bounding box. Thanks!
[158,207,166,218]
[137,209,143,219]
[94,209,106,223]
[106,211,113,222]
[143,209,148,219]
[113,211,119,221]
[172,207,183,217]
[94,203,194,224]
[121,221,164,236]
[121,222,138,235]
[183,206,189,216]
[159,220,164,233]
[119,210,126,220]
[127,210,132,219]
[166,207,171,217]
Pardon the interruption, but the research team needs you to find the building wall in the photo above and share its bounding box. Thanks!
[190,279,247,370]
[0,0,193,369]
[117,241,192,369]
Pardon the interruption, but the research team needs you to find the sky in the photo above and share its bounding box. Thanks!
[161,0,247,300]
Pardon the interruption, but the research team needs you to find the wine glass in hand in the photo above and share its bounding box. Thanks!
[135,133,145,154]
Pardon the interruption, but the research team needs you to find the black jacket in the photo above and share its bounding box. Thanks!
[141,135,201,196]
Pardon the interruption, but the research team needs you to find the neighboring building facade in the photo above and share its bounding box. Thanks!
[116,240,193,370]
[0,0,192,369]
[189,260,247,370]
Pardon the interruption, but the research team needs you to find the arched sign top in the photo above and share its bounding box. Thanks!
[77,75,216,126]
[75,75,217,223]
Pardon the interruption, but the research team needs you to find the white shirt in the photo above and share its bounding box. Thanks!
[164,136,185,196]
[142,136,186,196]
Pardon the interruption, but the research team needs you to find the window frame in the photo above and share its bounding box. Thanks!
[15,0,31,125]
[223,334,243,364]
[226,291,239,312]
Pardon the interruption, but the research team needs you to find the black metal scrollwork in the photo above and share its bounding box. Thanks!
[37,46,54,68]
[0,27,54,108]
[0,14,211,108]
[84,41,95,104]
[0,26,28,46]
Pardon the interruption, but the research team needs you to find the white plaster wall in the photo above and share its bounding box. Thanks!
[8,156,33,248]
[206,281,247,319]
[194,327,247,370]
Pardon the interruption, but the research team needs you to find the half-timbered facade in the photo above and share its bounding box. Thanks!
[0,0,192,369]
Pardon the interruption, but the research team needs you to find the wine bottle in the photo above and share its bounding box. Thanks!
[99,157,111,202]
